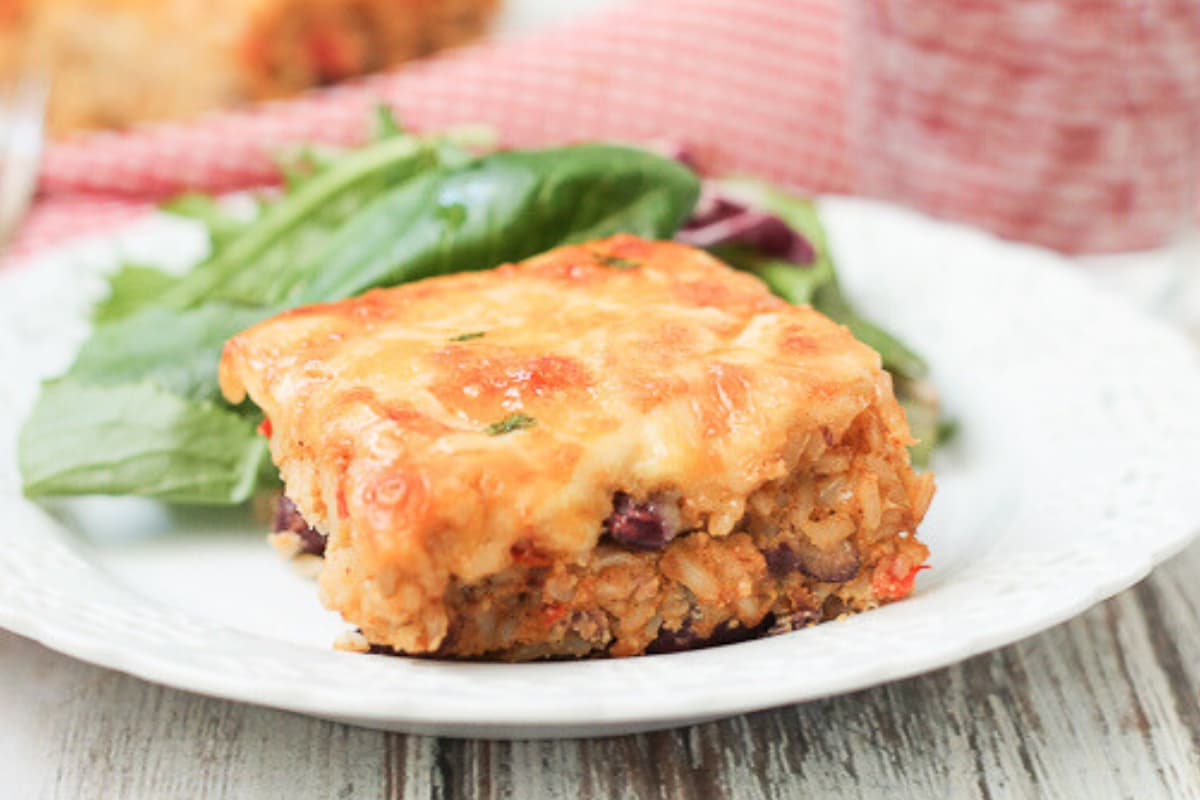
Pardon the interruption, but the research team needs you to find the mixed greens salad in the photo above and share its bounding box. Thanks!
[18,110,948,506]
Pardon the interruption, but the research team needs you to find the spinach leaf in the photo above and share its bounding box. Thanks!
[19,380,268,504]
[290,144,700,304]
[158,133,442,310]
[92,264,179,324]
[207,140,483,308]
[68,303,270,401]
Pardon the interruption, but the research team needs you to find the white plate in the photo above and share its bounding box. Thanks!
[2,198,1198,739]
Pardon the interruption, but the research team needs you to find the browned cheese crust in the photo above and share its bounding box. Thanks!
[220,235,934,659]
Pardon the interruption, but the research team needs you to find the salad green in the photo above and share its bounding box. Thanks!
[20,380,268,504]
[18,112,947,505]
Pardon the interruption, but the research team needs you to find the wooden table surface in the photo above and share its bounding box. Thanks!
[3,535,1198,799]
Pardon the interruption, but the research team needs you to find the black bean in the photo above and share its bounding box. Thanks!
[273,495,328,557]
[602,492,680,550]
[765,539,860,583]
[764,543,802,578]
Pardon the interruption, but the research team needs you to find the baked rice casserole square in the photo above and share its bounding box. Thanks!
[219,234,934,660]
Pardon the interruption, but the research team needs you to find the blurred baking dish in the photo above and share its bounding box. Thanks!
[0,0,499,135]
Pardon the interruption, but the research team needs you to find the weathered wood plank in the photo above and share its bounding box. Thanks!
[5,539,1200,800]
[0,632,389,800]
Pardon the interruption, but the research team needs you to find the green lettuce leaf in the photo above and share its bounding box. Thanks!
[92,264,179,324]
[291,144,700,304]
[19,380,268,504]
[69,303,270,401]
[157,133,444,310]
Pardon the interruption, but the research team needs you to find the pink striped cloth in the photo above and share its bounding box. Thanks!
[7,0,1199,263]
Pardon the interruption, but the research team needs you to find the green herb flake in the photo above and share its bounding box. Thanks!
[595,254,641,270]
[484,413,536,436]
[450,331,487,342]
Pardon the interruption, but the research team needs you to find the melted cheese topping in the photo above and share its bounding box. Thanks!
[219,235,906,650]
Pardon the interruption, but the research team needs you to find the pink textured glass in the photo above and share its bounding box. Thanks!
[846,0,1200,253]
